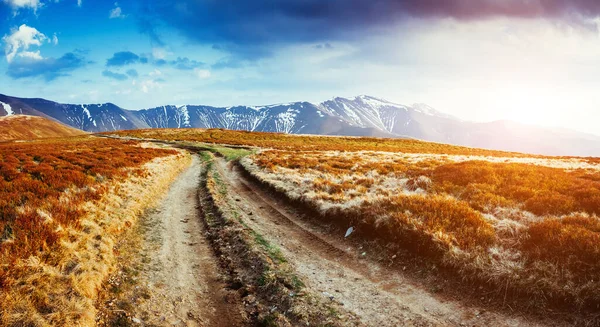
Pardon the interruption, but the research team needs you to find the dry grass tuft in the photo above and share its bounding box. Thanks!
[523,215,600,278]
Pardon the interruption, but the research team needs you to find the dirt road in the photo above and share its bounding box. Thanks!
[213,157,557,327]
[99,155,245,326]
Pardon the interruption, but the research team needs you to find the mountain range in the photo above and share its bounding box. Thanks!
[1,93,599,157]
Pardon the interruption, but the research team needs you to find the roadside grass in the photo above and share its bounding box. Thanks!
[0,136,190,326]
[200,153,348,326]
[252,230,288,264]
[176,141,252,161]
[241,149,600,310]
[209,146,253,161]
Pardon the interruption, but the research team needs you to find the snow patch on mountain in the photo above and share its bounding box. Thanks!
[412,103,438,116]
[178,105,190,126]
[356,95,399,110]
[81,105,91,120]
[274,108,299,134]
[1,101,13,116]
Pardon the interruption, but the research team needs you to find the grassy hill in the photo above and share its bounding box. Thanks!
[0,115,86,141]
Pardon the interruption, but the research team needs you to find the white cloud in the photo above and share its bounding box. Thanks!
[77,0,81,7]
[194,68,211,79]
[149,69,162,76]
[87,90,100,102]
[51,33,58,45]
[140,79,162,93]
[109,2,125,19]
[115,89,132,95]
[2,24,47,63]
[3,0,42,12]
[152,47,171,60]
[17,50,43,60]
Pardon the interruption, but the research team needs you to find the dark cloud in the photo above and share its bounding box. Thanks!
[137,8,165,46]
[137,0,600,60]
[169,57,205,70]
[126,69,139,77]
[211,57,246,70]
[109,51,203,70]
[6,52,86,81]
[315,43,333,50]
[106,51,148,66]
[102,70,128,80]
[152,57,205,70]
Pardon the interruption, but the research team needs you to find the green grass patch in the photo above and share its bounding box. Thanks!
[251,230,287,264]
[211,146,253,161]
[198,151,212,162]
[290,275,305,290]
[210,169,228,196]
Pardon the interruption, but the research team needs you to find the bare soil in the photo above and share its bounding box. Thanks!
[97,155,245,326]
[213,157,561,327]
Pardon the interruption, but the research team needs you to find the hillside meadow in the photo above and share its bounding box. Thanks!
[106,128,536,157]
[108,128,600,309]
[241,149,600,308]
[0,115,85,141]
[0,136,190,326]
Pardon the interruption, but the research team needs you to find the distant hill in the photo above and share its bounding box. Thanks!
[0,115,86,141]
[2,93,600,156]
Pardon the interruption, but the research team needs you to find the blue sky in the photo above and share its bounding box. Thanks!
[2,0,600,135]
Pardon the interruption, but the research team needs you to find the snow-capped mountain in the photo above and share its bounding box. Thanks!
[0,94,143,133]
[135,102,327,134]
[1,93,599,156]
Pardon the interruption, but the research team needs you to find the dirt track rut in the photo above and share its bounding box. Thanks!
[100,155,245,326]
[213,157,553,327]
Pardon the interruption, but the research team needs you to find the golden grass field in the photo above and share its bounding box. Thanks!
[0,136,190,326]
[110,128,600,309]
[3,126,598,324]
[241,149,600,308]
[0,115,86,141]
[106,128,539,157]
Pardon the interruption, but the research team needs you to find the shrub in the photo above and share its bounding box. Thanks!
[523,215,600,278]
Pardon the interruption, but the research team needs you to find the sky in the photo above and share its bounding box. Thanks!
[2,0,600,135]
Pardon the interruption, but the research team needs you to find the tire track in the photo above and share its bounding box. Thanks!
[213,157,553,327]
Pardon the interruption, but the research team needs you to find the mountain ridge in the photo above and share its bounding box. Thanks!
[1,93,599,156]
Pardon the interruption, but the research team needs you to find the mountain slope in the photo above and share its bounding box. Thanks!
[1,93,599,156]
[134,102,393,137]
[0,115,86,141]
[0,94,147,133]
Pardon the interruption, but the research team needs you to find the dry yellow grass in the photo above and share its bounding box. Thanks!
[242,149,600,308]
[106,128,535,157]
[0,146,191,326]
[0,115,85,141]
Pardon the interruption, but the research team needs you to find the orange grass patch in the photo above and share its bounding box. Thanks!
[243,149,600,308]
[106,128,537,157]
[0,137,177,290]
[523,215,600,278]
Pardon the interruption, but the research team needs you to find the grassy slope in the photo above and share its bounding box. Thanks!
[0,115,85,141]
[0,138,190,326]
